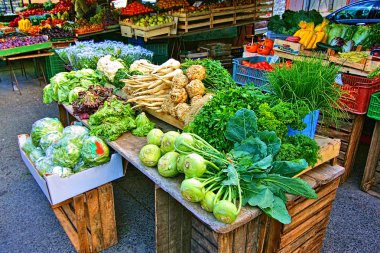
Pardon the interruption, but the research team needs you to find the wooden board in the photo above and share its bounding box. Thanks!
[52,183,117,253]
[145,108,185,130]
[328,55,367,71]
[361,121,380,198]
[130,22,175,31]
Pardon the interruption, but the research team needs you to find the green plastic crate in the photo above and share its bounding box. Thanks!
[45,51,66,80]
[367,92,380,121]
[144,43,168,57]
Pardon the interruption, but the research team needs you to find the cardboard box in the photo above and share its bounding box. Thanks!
[273,39,304,55]
[120,25,134,38]
[18,134,124,205]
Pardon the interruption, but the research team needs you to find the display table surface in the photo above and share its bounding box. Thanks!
[58,104,345,252]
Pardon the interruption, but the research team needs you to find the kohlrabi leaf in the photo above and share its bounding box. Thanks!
[222,164,239,186]
[255,130,281,156]
[232,136,267,162]
[263,174,317,199]
[271,159,308,177]
[251,155,273,170]
[262,196,291,224]
[247,187,274,209]
[225,109,258,143]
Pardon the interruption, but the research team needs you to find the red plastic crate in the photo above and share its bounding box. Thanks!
[339,74,380,114]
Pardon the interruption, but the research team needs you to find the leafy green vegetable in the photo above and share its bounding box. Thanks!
[31,118,64,146]
[186,86,307,152]
[276,135,320,166]
[352,25,370,47]
[88,99,136,141]
[52,136,82,169]
[181,58,235,92]
[132,112,155,137]
[81,136,110,167]
[361,24,380,49]
[43,69,104,105]
[113,69,143,90]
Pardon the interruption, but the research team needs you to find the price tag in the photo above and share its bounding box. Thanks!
[193,1,203,7]
[335,73,343,85]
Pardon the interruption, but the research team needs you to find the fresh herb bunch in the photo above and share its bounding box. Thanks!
[266,56,344,122]
[181,58,235,92]
[186,86,307,152]
[275,135,320,166]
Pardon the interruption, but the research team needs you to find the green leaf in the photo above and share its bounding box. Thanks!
[271,159,308,177]
[247,187,274,209]
[262,196,291,224]
[263,174,317,199]
[251,155,273,170]
[255,131,281,156]
[232,136,267,162]
[225,109,258,143]
[222,164,239,186]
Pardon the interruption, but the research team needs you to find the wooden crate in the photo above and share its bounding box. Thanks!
[317,113,365,182]
[188,165,343,253]
[234,6,256,24]
[52,183,118,253]
[361,121,380,198]
[177,14,211,33]
[210,11,235,28]
[255,0,274,18]
[133,23,174,41]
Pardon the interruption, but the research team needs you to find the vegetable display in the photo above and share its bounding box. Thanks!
[24,118,111,177]
[140,109,317,224]
[0,35,47,50]
[268,10,323,35]
[181,58,235,92]
[43,69,103,104]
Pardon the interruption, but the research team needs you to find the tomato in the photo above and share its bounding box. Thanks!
[242,60,250,66]
[257,45,272,55]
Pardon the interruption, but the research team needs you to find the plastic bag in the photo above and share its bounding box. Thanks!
[31,118,64,146]
[29,147,45,163]
[35,156,54,176]
[22,137,36,156]
[47,166,73,177]
[39,131,63,152]
[52,136,82,168]
[73,160,89,173]
[81,136,110,167]
[62,125,89,140]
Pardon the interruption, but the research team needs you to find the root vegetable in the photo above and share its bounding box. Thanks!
[190,95,202,105]
[161,99,177,116]
[152,59,181,74]
[186,79,205,98]
[170,88,188,103]
[175,103,190,122]
[185,93,213,125]
[172,73,188,88]
[186,65,206,81]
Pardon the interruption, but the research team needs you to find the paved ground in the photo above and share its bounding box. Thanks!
[0,62,379,253]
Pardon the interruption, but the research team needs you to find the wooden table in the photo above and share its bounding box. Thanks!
[361,120,380,198]
[2,50,54,95]
[58,104,345,253]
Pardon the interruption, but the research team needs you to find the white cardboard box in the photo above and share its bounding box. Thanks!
[18,134,125,205]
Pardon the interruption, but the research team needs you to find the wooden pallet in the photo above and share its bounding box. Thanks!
[189,165,343,253]
[52,183,118,253]
[361,121,380,198]
[316,113,365,182]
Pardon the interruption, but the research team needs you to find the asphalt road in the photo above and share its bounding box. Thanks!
[0,63,379,253]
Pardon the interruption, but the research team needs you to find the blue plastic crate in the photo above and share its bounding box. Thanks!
[287,110,320,139]
[232,55,279,89]
[266,30,291,40]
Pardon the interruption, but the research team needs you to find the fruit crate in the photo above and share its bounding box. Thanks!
[367,92,380,120]
[339,74,380,114]
[0,41,52,57]
[45,50,66,81]
[232,55,279,89]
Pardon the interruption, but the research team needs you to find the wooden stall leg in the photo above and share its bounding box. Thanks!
[155,185,192,253]
[98,183,118,249]
[7,60,22,95]
[74,194,91,253]
[58,104,69,127]
[361,121,380,192]
[342,114,365,182]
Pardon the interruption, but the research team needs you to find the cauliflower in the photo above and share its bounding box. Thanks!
[186,79,205,98]
[175,103,190,122]
[97,55,125,82]
[186,65,206,81]
[172,73,188,88]
[170,88,188,103]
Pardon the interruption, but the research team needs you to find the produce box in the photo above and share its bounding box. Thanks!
[0,41,52,57]
[273,39,303,55]
[18,134,124,205]
[120,25,134,37]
